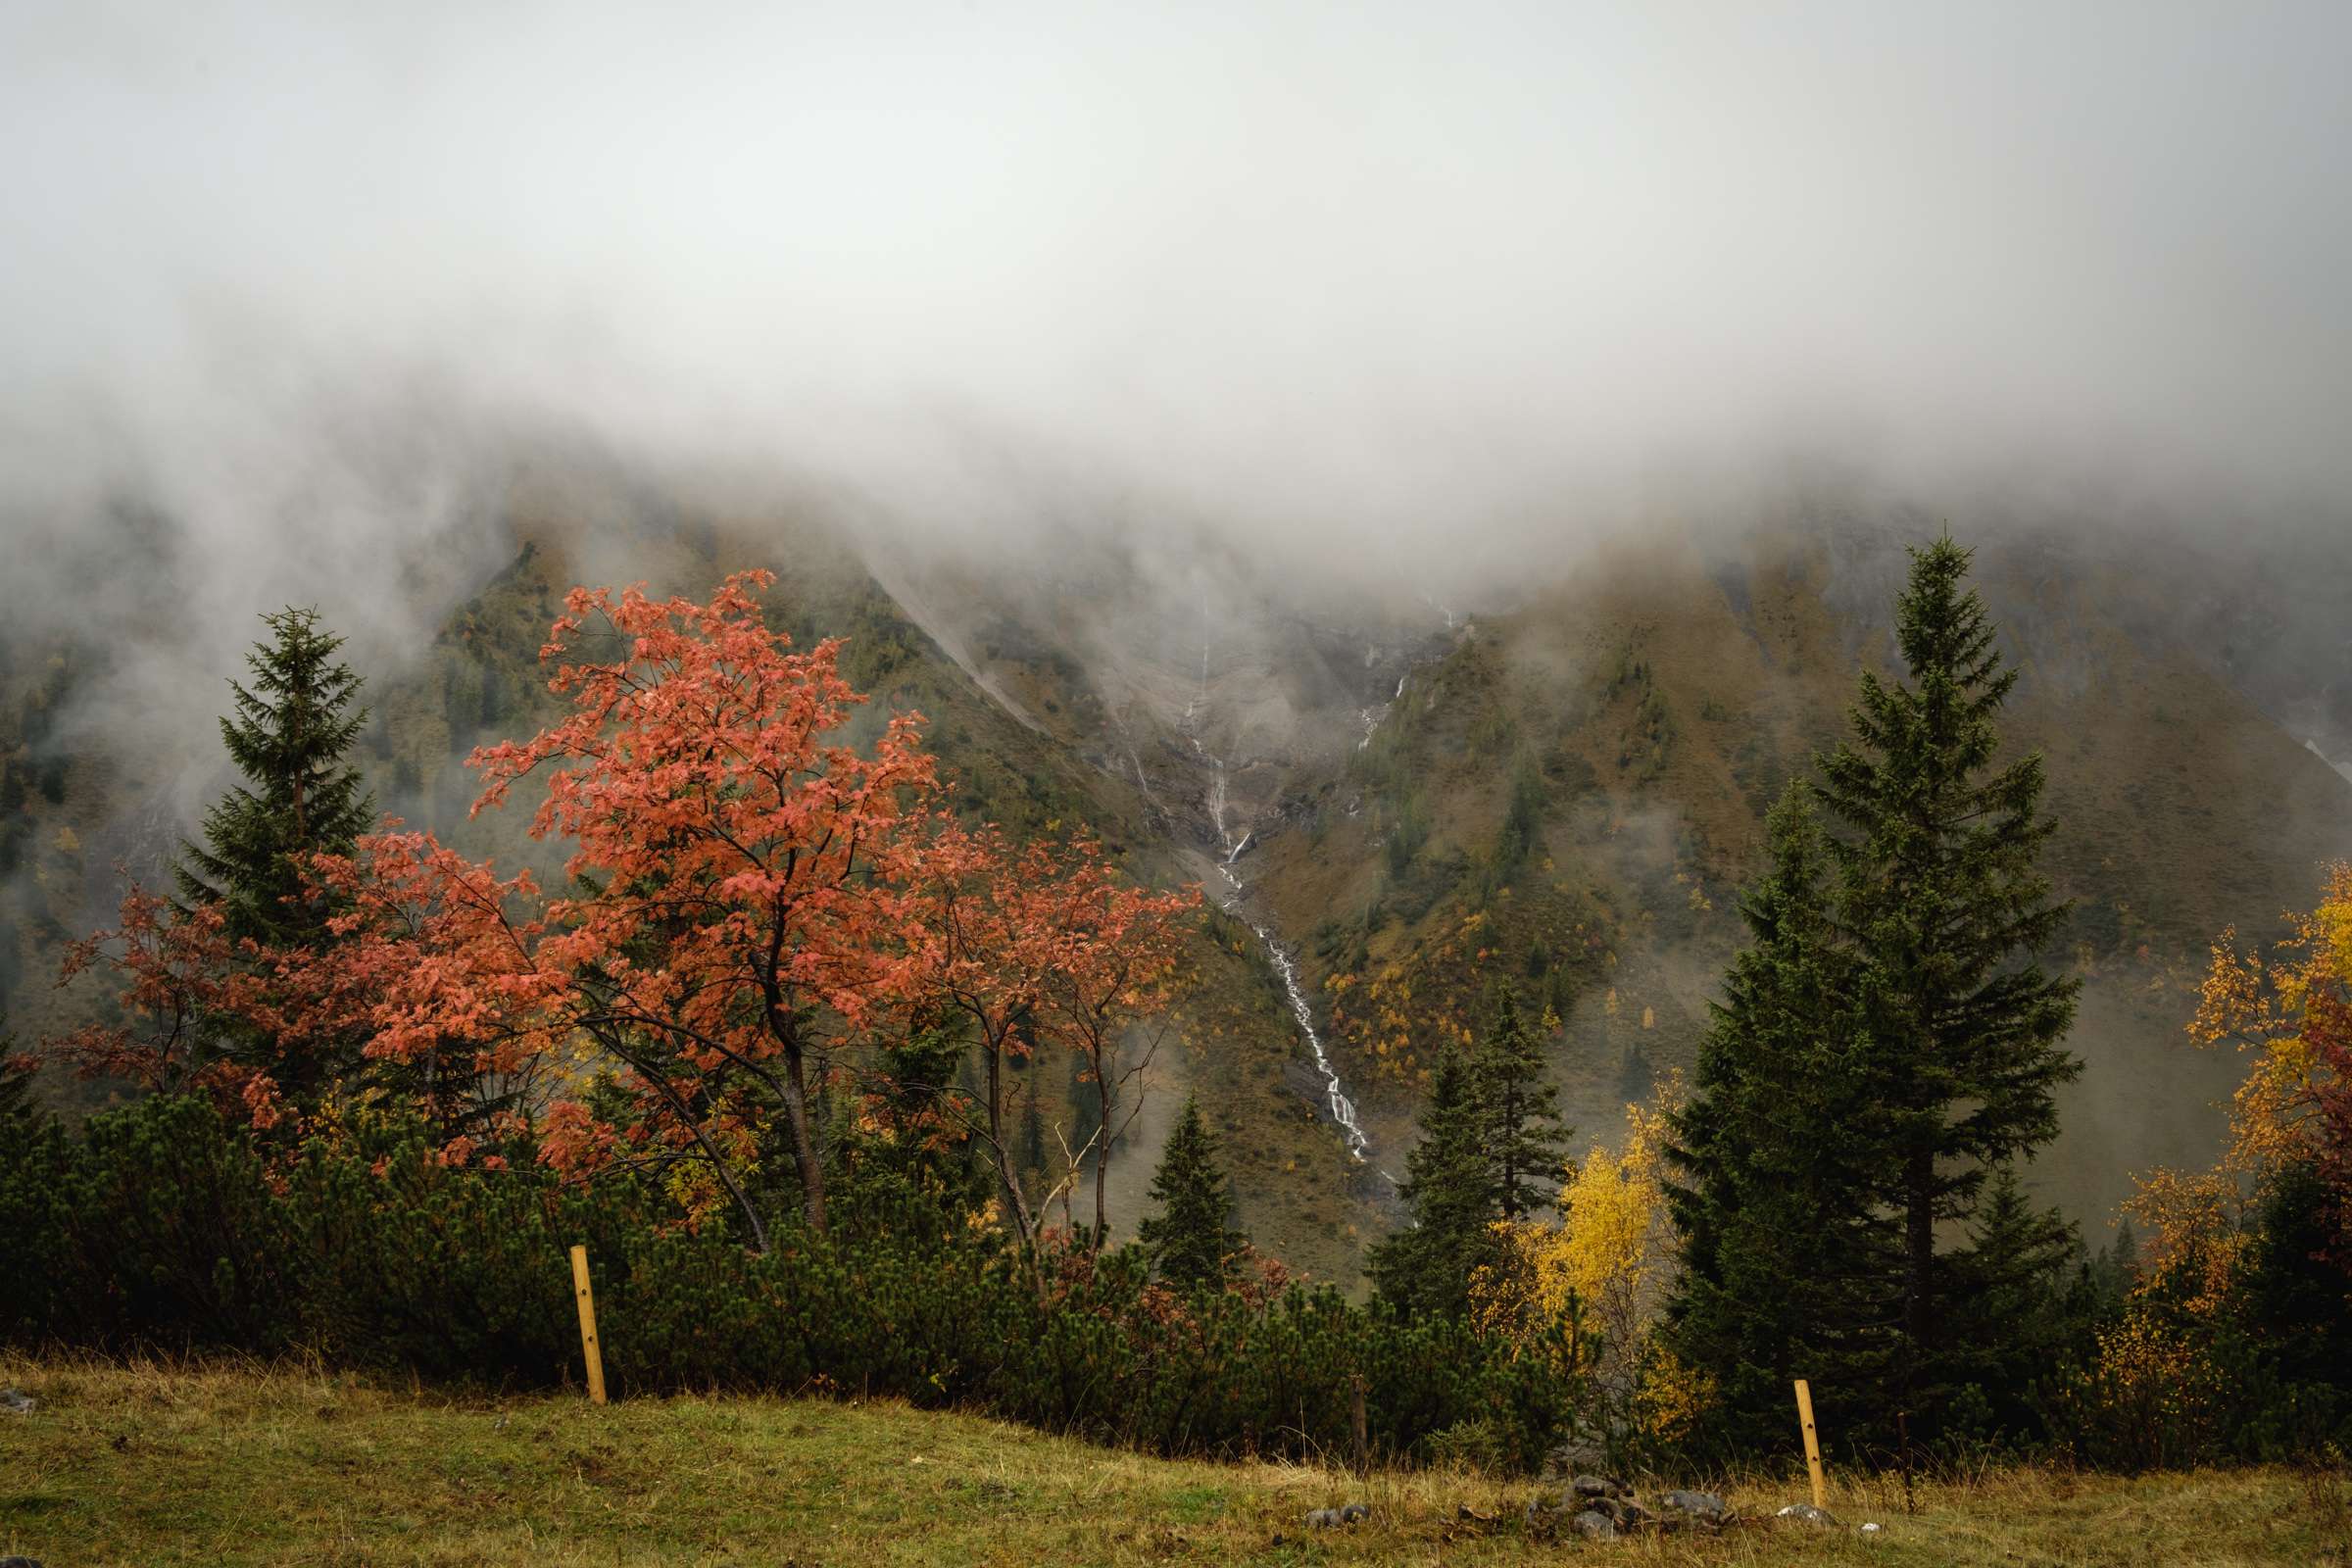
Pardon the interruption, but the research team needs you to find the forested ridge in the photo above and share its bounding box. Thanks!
[6,535,2349,1479]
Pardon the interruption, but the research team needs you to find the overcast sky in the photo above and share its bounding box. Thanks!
[4,0,2349,619]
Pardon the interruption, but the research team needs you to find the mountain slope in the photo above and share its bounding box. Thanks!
[0,483,1387,1283]
[877,515,2352,1239]
[9,484,2350,1277]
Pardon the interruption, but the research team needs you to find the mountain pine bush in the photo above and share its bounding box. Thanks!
[0,1095,1580,1470]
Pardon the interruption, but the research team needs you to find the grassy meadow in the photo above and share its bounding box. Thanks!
[1,1356,2344,1567]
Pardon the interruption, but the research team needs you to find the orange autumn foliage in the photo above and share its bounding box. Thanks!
[910,813,1200,1250]
[49,885,256,1110]
[2128,862,2352,1298]
[442,570,938,1242]
[47,572,1205,1258]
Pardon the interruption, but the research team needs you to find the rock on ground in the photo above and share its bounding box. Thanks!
[1570,1508,1619,1540]
[1656,1490,1732,1527]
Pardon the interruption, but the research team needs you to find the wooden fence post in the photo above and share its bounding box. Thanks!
[570,1244,607,1406]
[1792,1378,1826,1509]
[1348,1374,1369,1476]
[1897,1408,1916,1515]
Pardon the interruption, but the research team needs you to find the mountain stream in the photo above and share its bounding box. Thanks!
[1191,637,1376,1165]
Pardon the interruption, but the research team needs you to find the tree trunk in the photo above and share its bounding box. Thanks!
[1902,1143,1935,1373]
[708,1130,772,1254]
[611,1032,770,1253]
[985,1034,1040,1256]
[780,1029,827,1236]
[1092,1043,1114,1250]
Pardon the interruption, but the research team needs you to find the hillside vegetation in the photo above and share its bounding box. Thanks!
[1230,530,2352,1224]
[8,496,2352,1280]
[0,494,1379,1280]
[5,521,2350,1530]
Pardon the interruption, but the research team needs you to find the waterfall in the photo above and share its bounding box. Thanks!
[1207,756,1233,856]
[1357,671,1412,751]
[1250,919,1373,1161]
[1191,632,1376,1165]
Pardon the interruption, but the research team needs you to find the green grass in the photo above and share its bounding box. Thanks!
[3,1357,2344,1566]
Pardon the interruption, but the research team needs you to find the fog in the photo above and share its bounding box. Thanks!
[6,1,2351,639]
[9,3,2352,1249]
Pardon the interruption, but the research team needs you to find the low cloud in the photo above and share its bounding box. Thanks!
[4,2,2349,641]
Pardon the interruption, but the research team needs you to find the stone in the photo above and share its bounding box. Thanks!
[1570,1508,1619,1541]
[1656,1490,1732,1527]
[1861,1521,1885,1536]
[1303,1504,1366,1528]
[0,1557,45,1568]
[1570,1473,1628,1499]
[0,1388,34,1415]
[1777,1501,1841,1527]
[1340,1503,1368,1524]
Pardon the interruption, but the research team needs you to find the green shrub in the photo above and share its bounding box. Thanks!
[0,1097,1579,1471]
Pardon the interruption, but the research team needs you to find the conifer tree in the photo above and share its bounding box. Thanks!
[1472,984,1568,1219]
[174,607,374,1112]
[1137,1093,1242,1292]
[178,607,373,947]
[1369,1043,1498,1319]
[1818,536,2080,1423]
[1664,785,1899,1451]
[1952,1165,2078,1433]
[2089,1220,2138,1304]
[1666,538,2080,1446]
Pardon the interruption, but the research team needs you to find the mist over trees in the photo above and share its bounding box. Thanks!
[6,17,2352,1551]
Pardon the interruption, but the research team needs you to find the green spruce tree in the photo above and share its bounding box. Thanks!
[1471,984,1568,1219]
[1369,1042,1499,1319]
[178,607,373,947]
[1664,785,1900,1453]
[1667,538,2081,1447]
[1137,1093,1243,1292]
[1951,1165,2079,1436]
[177,607,375,1111]
[1818,536,2081,1428]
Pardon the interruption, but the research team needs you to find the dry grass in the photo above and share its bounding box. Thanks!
[1,1355,2343,1566]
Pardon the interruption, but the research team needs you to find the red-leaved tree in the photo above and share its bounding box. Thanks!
[912,814,1200,1249]
[276,827,559,1157]
[52,570,1207,1259]
[55,841,559,1152]
[907,815,1047,1248]
[50,885,249,1107]
[452,570,938,1242]
[1020,837,1199,1246]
